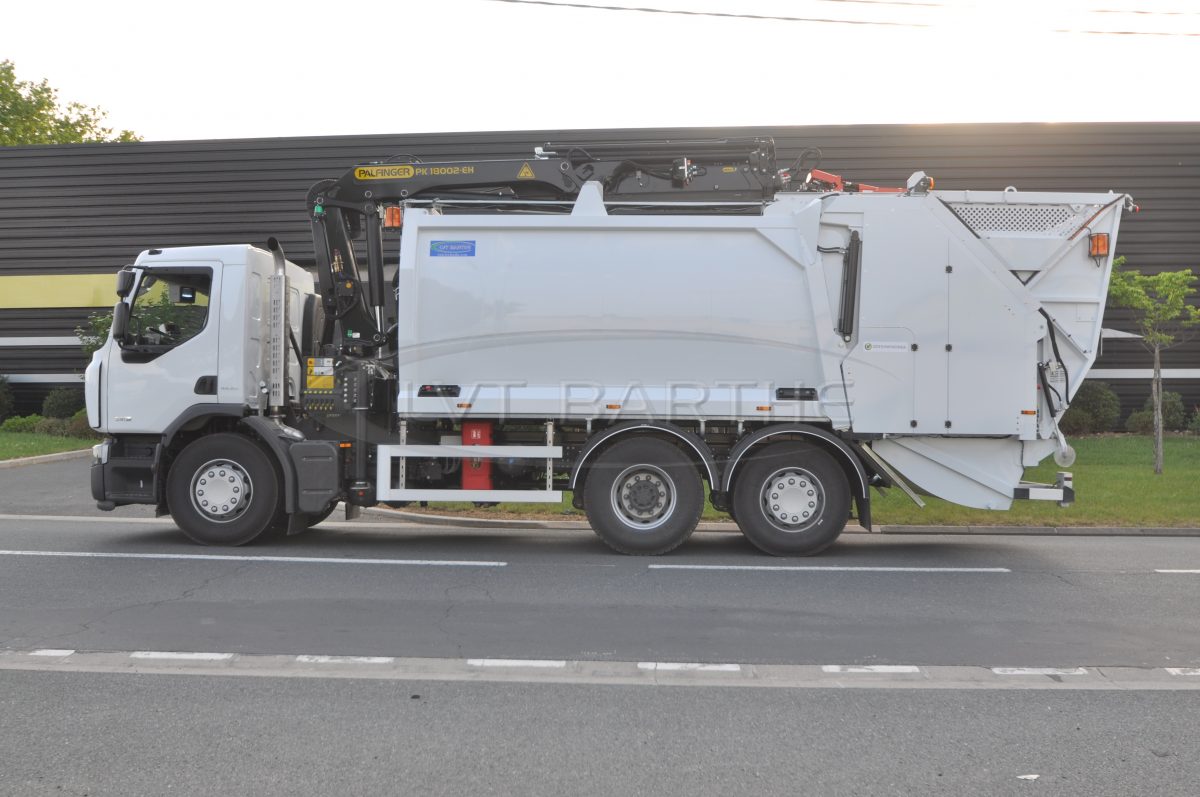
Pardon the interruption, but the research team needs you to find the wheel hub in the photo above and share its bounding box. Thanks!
[760,467,824,533]
[190,459,253,523]
[611,465,676,531]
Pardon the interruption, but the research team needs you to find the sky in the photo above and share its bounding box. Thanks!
[2,0,1198,141]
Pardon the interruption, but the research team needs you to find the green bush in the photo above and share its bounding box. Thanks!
[0,376,13,423]
[1188,408,1200,435]
[1143,392,1187,431]
[67,408,94,438]
[42,387,85,419]
[1,414,43,433]
[1058,407,1095,436]
[1061,381,1120,434]
[1125,409,1154,435]
[33,417,71,437]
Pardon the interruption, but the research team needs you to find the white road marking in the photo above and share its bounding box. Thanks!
[1165,668,1200,676]
[29,649,75,657]
[649,564,1011,573]
[0,549,506,568]
[466,659,567,668]
[296,655,395,665]
[991,667,1088,676]
[1156,570,1200,574]
[0,514,167,525]
[637,662,742,672]
[821,664,922,674]
[130,651,234,661]
[5,651,1200,690]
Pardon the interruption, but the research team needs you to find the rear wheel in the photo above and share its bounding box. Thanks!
[731,441,850,556]
[166,433,283,546]
[584,437,704,555]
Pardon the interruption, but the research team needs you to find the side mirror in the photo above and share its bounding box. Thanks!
[111,302,130,343]
[115,269,136,298]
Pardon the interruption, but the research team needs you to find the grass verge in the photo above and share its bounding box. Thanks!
[0,433,96,461]
[391,435,1200,528]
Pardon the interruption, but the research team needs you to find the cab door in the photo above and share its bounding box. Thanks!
[103,264,221,433]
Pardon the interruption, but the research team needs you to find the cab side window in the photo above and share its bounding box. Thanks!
[124,272,212,351]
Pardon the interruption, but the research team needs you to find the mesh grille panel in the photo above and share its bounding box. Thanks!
[948,203,1078,233]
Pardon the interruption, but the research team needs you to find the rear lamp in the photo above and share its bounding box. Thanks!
[1088,233,1109,257]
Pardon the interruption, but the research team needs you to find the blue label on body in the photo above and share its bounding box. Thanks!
[429,240,476,257]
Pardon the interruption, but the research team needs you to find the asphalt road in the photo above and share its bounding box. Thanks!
[2,457,1199,795]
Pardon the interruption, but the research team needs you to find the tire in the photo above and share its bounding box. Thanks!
[166,432,284,546]
[731,441,850,556]
[583,437,704,555]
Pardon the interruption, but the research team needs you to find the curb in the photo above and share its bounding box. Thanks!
[0,448,92,470]
[362,507,1200,537]
[879,525,1200,537]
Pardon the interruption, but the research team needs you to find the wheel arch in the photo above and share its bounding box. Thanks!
[569,422,718,499]
[722,424,872,529]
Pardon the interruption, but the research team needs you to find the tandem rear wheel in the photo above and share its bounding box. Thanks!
[166,432,284,546]
[583,437,705,555]
[731,441,851,556]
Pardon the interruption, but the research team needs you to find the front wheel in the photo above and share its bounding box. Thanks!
[731,441,850,556]
[166,433,283,546]
[583,437,704,555]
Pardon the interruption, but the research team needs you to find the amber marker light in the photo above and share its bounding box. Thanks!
[1089,233,1110,257]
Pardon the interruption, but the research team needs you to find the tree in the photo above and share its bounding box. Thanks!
[76,309,113,358]
[1108,256,1200,474]
[0,60,139,145]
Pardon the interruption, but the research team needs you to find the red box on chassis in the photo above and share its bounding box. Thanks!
[462,421,493,490]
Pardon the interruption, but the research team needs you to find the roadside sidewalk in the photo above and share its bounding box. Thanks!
[0,448,91,470]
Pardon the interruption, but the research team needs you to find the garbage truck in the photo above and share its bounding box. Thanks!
[85,137,1133,555]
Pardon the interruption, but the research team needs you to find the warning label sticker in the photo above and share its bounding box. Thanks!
[517,162,536,180]
[306,358,334,375]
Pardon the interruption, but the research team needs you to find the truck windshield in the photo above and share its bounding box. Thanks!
[124,272,212,350]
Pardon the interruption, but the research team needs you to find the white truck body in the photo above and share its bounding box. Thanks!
[391,185,1124,509]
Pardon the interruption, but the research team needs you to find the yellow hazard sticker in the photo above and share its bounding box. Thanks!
[306,375,334,390]
[517,162,536,180]
[722,166,737,173]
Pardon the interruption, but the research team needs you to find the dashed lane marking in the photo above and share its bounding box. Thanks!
[649,565,1011,573]
[0,549,506,568]
[130,651,234,661]
[822,664,922,674]
[638,662,742,672]
[991,667,1088,676]
[3,650,1198,690]
[466,659,567,668]
[296,655,396,665]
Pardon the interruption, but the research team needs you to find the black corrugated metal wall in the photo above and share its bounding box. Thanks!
[1,122,1197,414]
